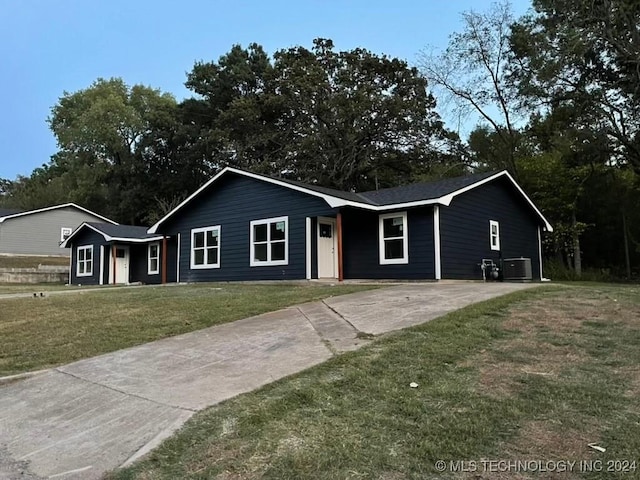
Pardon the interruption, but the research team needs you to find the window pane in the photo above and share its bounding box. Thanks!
[206,247,218,264]
[271,241,285,261]
[319,223,332,238]
[383,217,403,238]
[149,245,158,258]
[115,249,124,258]
[78,263,85,274]
[206,229,218,247]
[384,239,404,259]
[254,224,267,242]
[491,225,498,235]
[194,231,204,248]
[194,249,204,265]
[78,249,85,261]
[254,244,268,262]
[491,237,497,246]
[86,260,92,273]
[150,259,158,272]
[271,221,286,241]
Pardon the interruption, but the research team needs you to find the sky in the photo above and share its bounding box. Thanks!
[0,0,532,180]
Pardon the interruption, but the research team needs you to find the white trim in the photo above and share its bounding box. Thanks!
[147,167,553,234]
[489,220,500,251]
[60,227,73,243]
[379,212,409,265]
[76,244,93,277]
[99,245,104,285]
[538,226,544,280]
[0,203,117,225]
[434,206,441,280]
[305,217,311,280]
[176,232,181,282]
[60,222,164,248]
[148,242,160,275]
[68,243,72,285]
[250,215,289,267]
[190,226,221,269]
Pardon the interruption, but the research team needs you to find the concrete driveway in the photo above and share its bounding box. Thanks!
[0,282,539,479]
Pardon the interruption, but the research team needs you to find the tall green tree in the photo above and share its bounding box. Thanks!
[184,39,452,191]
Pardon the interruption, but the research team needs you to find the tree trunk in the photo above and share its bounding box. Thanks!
[622,209,631,279]
[572,211,582,277]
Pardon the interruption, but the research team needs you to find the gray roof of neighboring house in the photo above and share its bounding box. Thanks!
[0,208,23,217]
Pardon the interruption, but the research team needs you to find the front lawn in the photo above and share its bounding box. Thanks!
[109,284,640,480]
[0,283,375,376]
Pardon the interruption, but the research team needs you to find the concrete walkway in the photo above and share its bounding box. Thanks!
[0,282,540,479]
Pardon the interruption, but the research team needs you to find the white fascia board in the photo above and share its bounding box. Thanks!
[0,203,117,225]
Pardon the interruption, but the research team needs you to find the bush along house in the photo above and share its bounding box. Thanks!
[61,167,552,285]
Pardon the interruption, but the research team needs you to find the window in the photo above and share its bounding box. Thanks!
[191,226,221,269]
[490,220,500,251]
[250,216,288,266]
[60,227,73,242]
[77,245,93,277]
[379,212,408,265]
[148,242,160,274]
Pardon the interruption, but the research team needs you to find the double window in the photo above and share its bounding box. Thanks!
[191,226,221,269]
[77,245,93,277]
[379,212,408,265]
[490,220,500,251]
[148,242,160,274]
[250,216,288,266]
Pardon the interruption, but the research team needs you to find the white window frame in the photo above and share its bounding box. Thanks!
[76,245,93,277]
[250,216,289,267]
[60,227,73,242]
[379,212,409,265]
[490,220,501,251]
[148,242,160,275]
[190,226,221,269]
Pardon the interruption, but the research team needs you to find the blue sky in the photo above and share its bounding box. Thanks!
[0,0,531,180]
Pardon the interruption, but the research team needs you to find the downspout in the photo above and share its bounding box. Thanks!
[68,242,73,285]
[433,206,441,280]
[112,244,116,285]
[162,236,168,284]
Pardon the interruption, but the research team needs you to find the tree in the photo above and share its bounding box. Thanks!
[184,39,453,191]
[419,1,522,176]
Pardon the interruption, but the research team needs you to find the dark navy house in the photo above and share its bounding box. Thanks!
[61,167,553,285]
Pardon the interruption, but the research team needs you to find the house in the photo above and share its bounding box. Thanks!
[0,203,117,257]
[61,167,552,285]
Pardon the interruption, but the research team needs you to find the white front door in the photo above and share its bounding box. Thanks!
[317,218,338,278]
[109,246,130,284]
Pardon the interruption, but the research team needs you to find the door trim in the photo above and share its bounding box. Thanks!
[109,245,130,284]
[317,216,338,279]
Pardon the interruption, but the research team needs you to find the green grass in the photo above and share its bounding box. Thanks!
[0,283,375,376]
[108,284,640,480]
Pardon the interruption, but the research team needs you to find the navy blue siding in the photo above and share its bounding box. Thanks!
[342,207,435,279]
[69,230,108,285]
[439,177,542,280]
[164,174,336,282]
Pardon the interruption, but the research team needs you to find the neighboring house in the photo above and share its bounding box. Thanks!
[0,203,117,257]
[62,167,552,285]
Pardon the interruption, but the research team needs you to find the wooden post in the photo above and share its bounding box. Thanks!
[337,212,344,282]
[112,244,116,285]
[162,236,168,284]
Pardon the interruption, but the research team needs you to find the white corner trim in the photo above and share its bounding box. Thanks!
[305,217,312,280]
[99,245,104,285]
[176,232,181,282]
[538,226,544,280]
[434,206,441,280]
[68,244,73,285]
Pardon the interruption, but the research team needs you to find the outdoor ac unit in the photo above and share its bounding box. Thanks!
[503,257,532,281]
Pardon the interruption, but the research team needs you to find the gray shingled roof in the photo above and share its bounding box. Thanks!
[272,171,498,206]
[358,171,499,206]
[0,208,23,217]
[85,222,160,240]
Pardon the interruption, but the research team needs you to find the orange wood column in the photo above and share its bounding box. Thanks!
[162,236,168,284]
[337,212,344,282]
[112,244,116,285]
